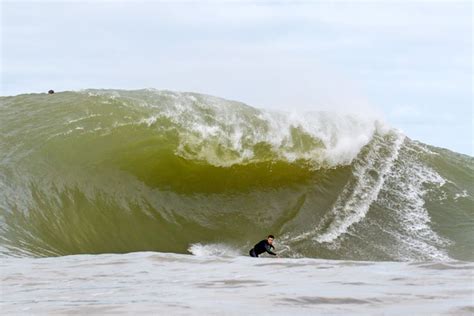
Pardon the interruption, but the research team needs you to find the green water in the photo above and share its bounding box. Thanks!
[1,89,472,261]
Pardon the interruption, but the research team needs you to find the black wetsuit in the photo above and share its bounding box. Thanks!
[249,240,276,257]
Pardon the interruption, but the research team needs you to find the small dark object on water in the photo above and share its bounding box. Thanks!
[48,90,54,94]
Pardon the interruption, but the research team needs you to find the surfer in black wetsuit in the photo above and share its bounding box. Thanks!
[249,235,277,257]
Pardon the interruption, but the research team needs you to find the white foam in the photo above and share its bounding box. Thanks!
[3,252,473,315]
[454,190,469,200]
[188,243,241,257]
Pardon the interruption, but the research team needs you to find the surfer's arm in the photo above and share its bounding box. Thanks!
[265,244,277,256]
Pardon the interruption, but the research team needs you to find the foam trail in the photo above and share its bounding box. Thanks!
[377,142,451,260]
[287,131,405,245]
[188,243,241,257]
[315,132,405,244]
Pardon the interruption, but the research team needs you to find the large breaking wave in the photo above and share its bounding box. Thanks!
[0,89,472,261]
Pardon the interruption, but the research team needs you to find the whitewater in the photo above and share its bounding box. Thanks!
[2,252,473,315]
[1,89,473,314]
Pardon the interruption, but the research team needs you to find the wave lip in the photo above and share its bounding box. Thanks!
[131,89,385,168]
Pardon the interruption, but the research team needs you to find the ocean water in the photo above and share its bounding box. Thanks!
[1,89,473,314]
[2,252,473,315]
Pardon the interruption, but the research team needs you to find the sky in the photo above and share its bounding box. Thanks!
[1,0,472,155]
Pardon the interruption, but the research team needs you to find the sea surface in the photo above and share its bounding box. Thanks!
[1,89,473,314]
[2,252,473,315]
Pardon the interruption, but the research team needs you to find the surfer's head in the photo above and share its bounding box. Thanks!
[267,235,275,245]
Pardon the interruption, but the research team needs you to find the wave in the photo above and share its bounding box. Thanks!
[0,89,472,261]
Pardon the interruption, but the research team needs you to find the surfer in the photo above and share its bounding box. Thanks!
[249,235,278,257]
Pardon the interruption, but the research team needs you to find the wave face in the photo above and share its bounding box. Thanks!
[0,89,472,261]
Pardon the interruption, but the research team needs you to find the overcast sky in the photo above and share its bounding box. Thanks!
[1,1,472,155]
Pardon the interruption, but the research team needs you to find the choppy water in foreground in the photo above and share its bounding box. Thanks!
[1,252,473,315]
